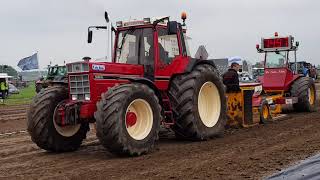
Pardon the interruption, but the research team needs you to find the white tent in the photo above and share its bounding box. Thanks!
[0,73,12,78]
[228,56,243,66]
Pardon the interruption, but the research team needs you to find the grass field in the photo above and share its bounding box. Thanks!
[4,83,36,105]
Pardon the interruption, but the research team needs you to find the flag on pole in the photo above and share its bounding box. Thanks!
[17,53,39,70]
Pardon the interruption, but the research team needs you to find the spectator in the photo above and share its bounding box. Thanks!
[5,81,9,97]
[223,62,241,92]
[0,80,6,103]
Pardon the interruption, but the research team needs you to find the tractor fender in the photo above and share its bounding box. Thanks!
[185,58,217,73]
[35,80,43,84]
[120,77,163,106]
[286,75,304,91]
[169,59,220,94]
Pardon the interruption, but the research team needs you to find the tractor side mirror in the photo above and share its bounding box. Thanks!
[295,41,300,47]
[88,30,93,43]
[167,21,178,35]
[104,11,110,23]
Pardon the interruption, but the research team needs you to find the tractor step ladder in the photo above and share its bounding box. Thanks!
[161,92,175,127]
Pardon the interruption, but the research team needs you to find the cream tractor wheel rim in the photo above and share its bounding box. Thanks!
[126,99,153,140]
[198,82,221,127]
[308,87,315,105]
[53,104,81,137]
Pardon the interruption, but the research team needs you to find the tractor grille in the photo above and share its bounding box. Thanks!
[69,74,90,100]
[67,63,89,73]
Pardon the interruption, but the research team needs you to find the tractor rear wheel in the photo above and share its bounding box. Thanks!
[169,64,227,140]
[95,83,161,156]
[291,77,317,112]
[27,86,89,152]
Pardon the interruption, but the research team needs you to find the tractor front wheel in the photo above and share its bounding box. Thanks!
[27,86,89,152]
[291,77,317,112]
[259,100,272,124]
[35,83,43,93]
[169,64,227,140]
[95,83,161,156]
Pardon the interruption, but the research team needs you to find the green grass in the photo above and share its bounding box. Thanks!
[4,83,36,105]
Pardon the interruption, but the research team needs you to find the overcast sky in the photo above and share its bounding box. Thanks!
[0,0,319,69]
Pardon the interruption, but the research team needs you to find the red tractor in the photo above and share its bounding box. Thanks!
[256,32,317,112]
[27,13,227,156]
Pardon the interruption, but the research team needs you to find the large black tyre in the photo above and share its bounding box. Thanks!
[169,64,227,140]
[95,83,161,156]
[291,77,317,112]
[27,86,89,152]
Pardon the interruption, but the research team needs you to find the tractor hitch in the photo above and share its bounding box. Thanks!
[274,97,298,105]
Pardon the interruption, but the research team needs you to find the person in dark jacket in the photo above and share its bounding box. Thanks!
[223,62,241,92]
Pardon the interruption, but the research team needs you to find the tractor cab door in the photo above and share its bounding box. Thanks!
[154,25,189,90]
[114,28,155,80]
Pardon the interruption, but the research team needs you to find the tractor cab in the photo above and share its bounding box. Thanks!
[255,33,317,112]
[67,15,193,104]
[256,32,301,91]
[111,17,190,79]
[47,65,67,81]
[35,64,67,93]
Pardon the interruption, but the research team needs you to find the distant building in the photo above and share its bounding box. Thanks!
[210,58,229,75]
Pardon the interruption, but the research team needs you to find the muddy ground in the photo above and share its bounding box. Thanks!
[0,105,28,134]
[0,84,319,180]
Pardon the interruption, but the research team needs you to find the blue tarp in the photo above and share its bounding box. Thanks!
[266,154,320,180]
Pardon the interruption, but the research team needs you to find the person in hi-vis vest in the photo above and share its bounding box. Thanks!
[0,80,6,103]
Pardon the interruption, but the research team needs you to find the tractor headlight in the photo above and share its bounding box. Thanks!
[85,94,90,101]
[71,94,78,100]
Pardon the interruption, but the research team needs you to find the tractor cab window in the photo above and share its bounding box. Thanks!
[265,52,287,68]
[57,66,66,76]
[48,67,57,76]
[158,28,180,65]
[115,28,153,65]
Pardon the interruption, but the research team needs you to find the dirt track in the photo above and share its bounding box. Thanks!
[0,85,319,180]
[0,105,28,134]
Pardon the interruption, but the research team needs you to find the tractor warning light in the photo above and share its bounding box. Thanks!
[181,12,187,26]
[181,12,187,20]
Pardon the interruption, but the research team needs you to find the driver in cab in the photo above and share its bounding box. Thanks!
[223,62,241,93]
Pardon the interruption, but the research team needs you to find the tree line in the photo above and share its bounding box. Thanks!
[0,65,18,77]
